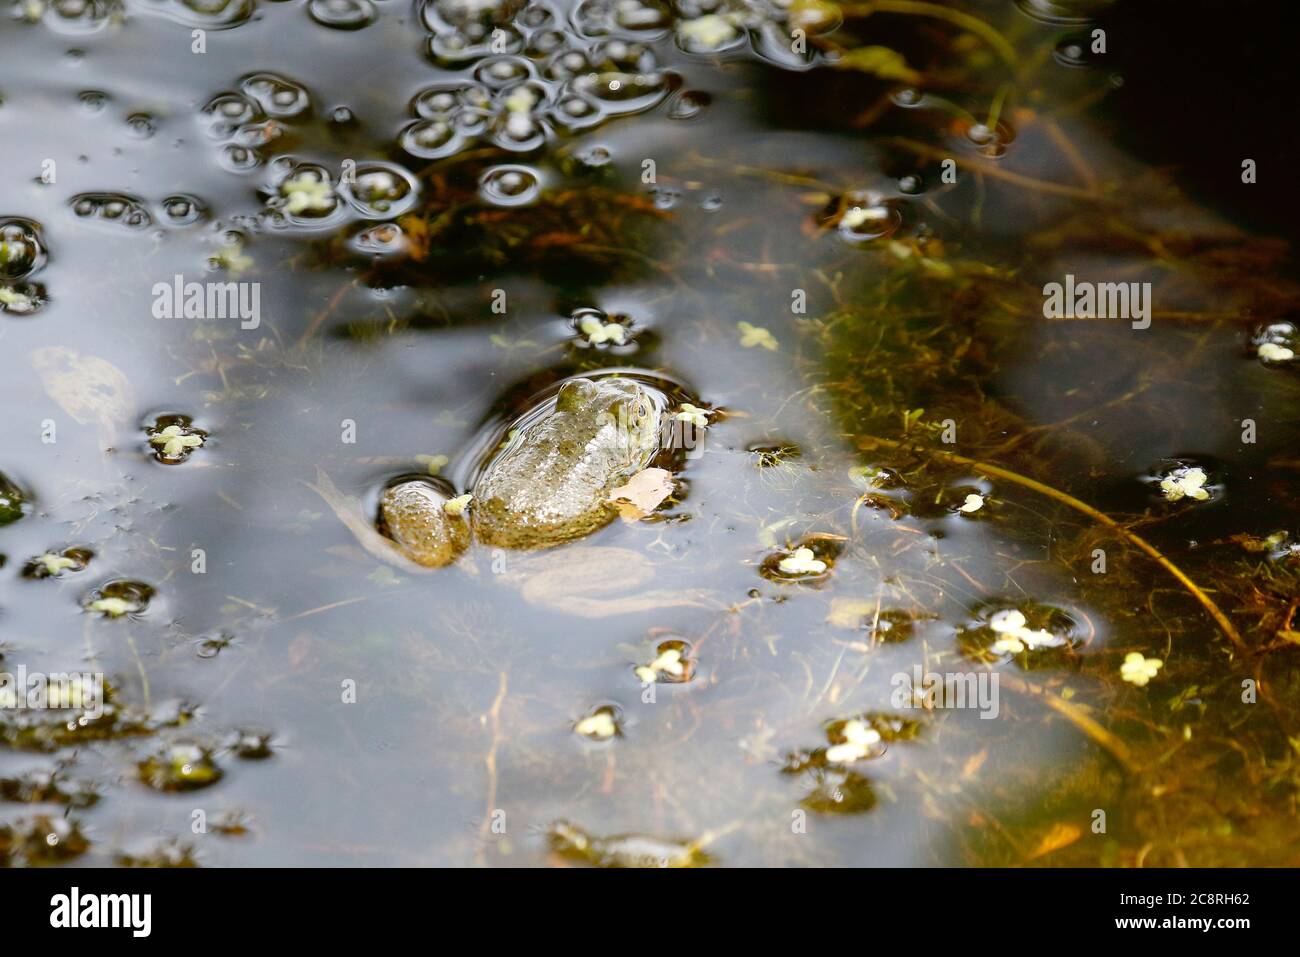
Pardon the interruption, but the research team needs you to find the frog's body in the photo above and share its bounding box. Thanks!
[378,376,663,567]
[473,376,662,549]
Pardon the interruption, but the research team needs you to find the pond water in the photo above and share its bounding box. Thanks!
[1,0,1298,866]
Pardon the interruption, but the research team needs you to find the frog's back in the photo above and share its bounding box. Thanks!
[473,376,661,549]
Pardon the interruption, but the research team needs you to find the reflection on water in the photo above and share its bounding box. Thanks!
[1,0,1298,866]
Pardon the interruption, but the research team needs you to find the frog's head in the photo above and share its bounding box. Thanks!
[556,376,660,456]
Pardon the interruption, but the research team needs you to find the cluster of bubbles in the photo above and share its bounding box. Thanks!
[27,0,260,31]
[198,73,425,234]
[69,192,151,230]
[166,0,848,231]
[404,11,677,163]
[23,0,124,35]
[668,0,843,67]
[202,72,314,174]
[0,217,49,316]
[257,157,421,231]
[64,192,208,235]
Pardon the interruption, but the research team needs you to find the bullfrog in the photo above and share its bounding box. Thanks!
[472,375,663,549]
[378,375,663,565]
[314,375,720,615]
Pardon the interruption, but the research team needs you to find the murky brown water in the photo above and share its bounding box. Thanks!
[1,0,1298,866]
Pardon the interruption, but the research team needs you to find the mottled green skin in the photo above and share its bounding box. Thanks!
[376,377,661,563]
[378,479,470,568]
[473,377,661,549]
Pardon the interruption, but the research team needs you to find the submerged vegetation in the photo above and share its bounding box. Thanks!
[0,0,1298,867]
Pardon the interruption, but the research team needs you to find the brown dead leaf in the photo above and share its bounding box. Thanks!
[609,467,674,520]
[30,346,135,431]
[306,468,426,572]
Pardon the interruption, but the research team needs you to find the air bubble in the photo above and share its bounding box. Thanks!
[400,119,465,159]
[202,92,260,137]
[70,193,153,229]
[160,194,207,225]
[525,29,567,58]
[0,218,48,280]
[77,90,108,113]
[892,87,924,108]
[43,0,115,34]
[1053,39,1087,66]
[125,112,156,138]
[307,0,376,29]
[423,0,524,40]
[219,143,263,172]
[897,174,923,194]
[474,55,532,89]
[551,95,602,131]
[1014,0,1104,25]
[964,119,1015,158]
[571,70,669,115]
[491,106,546,151]
[340,162,418,218]
[348,222,407,257]
[478,165,541,206]
[576,145,612,168]
[546,49,595,81]
[830,194,901,243]
[667,89,710,119]
[517,4,553,29]
[241,72,311,118]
